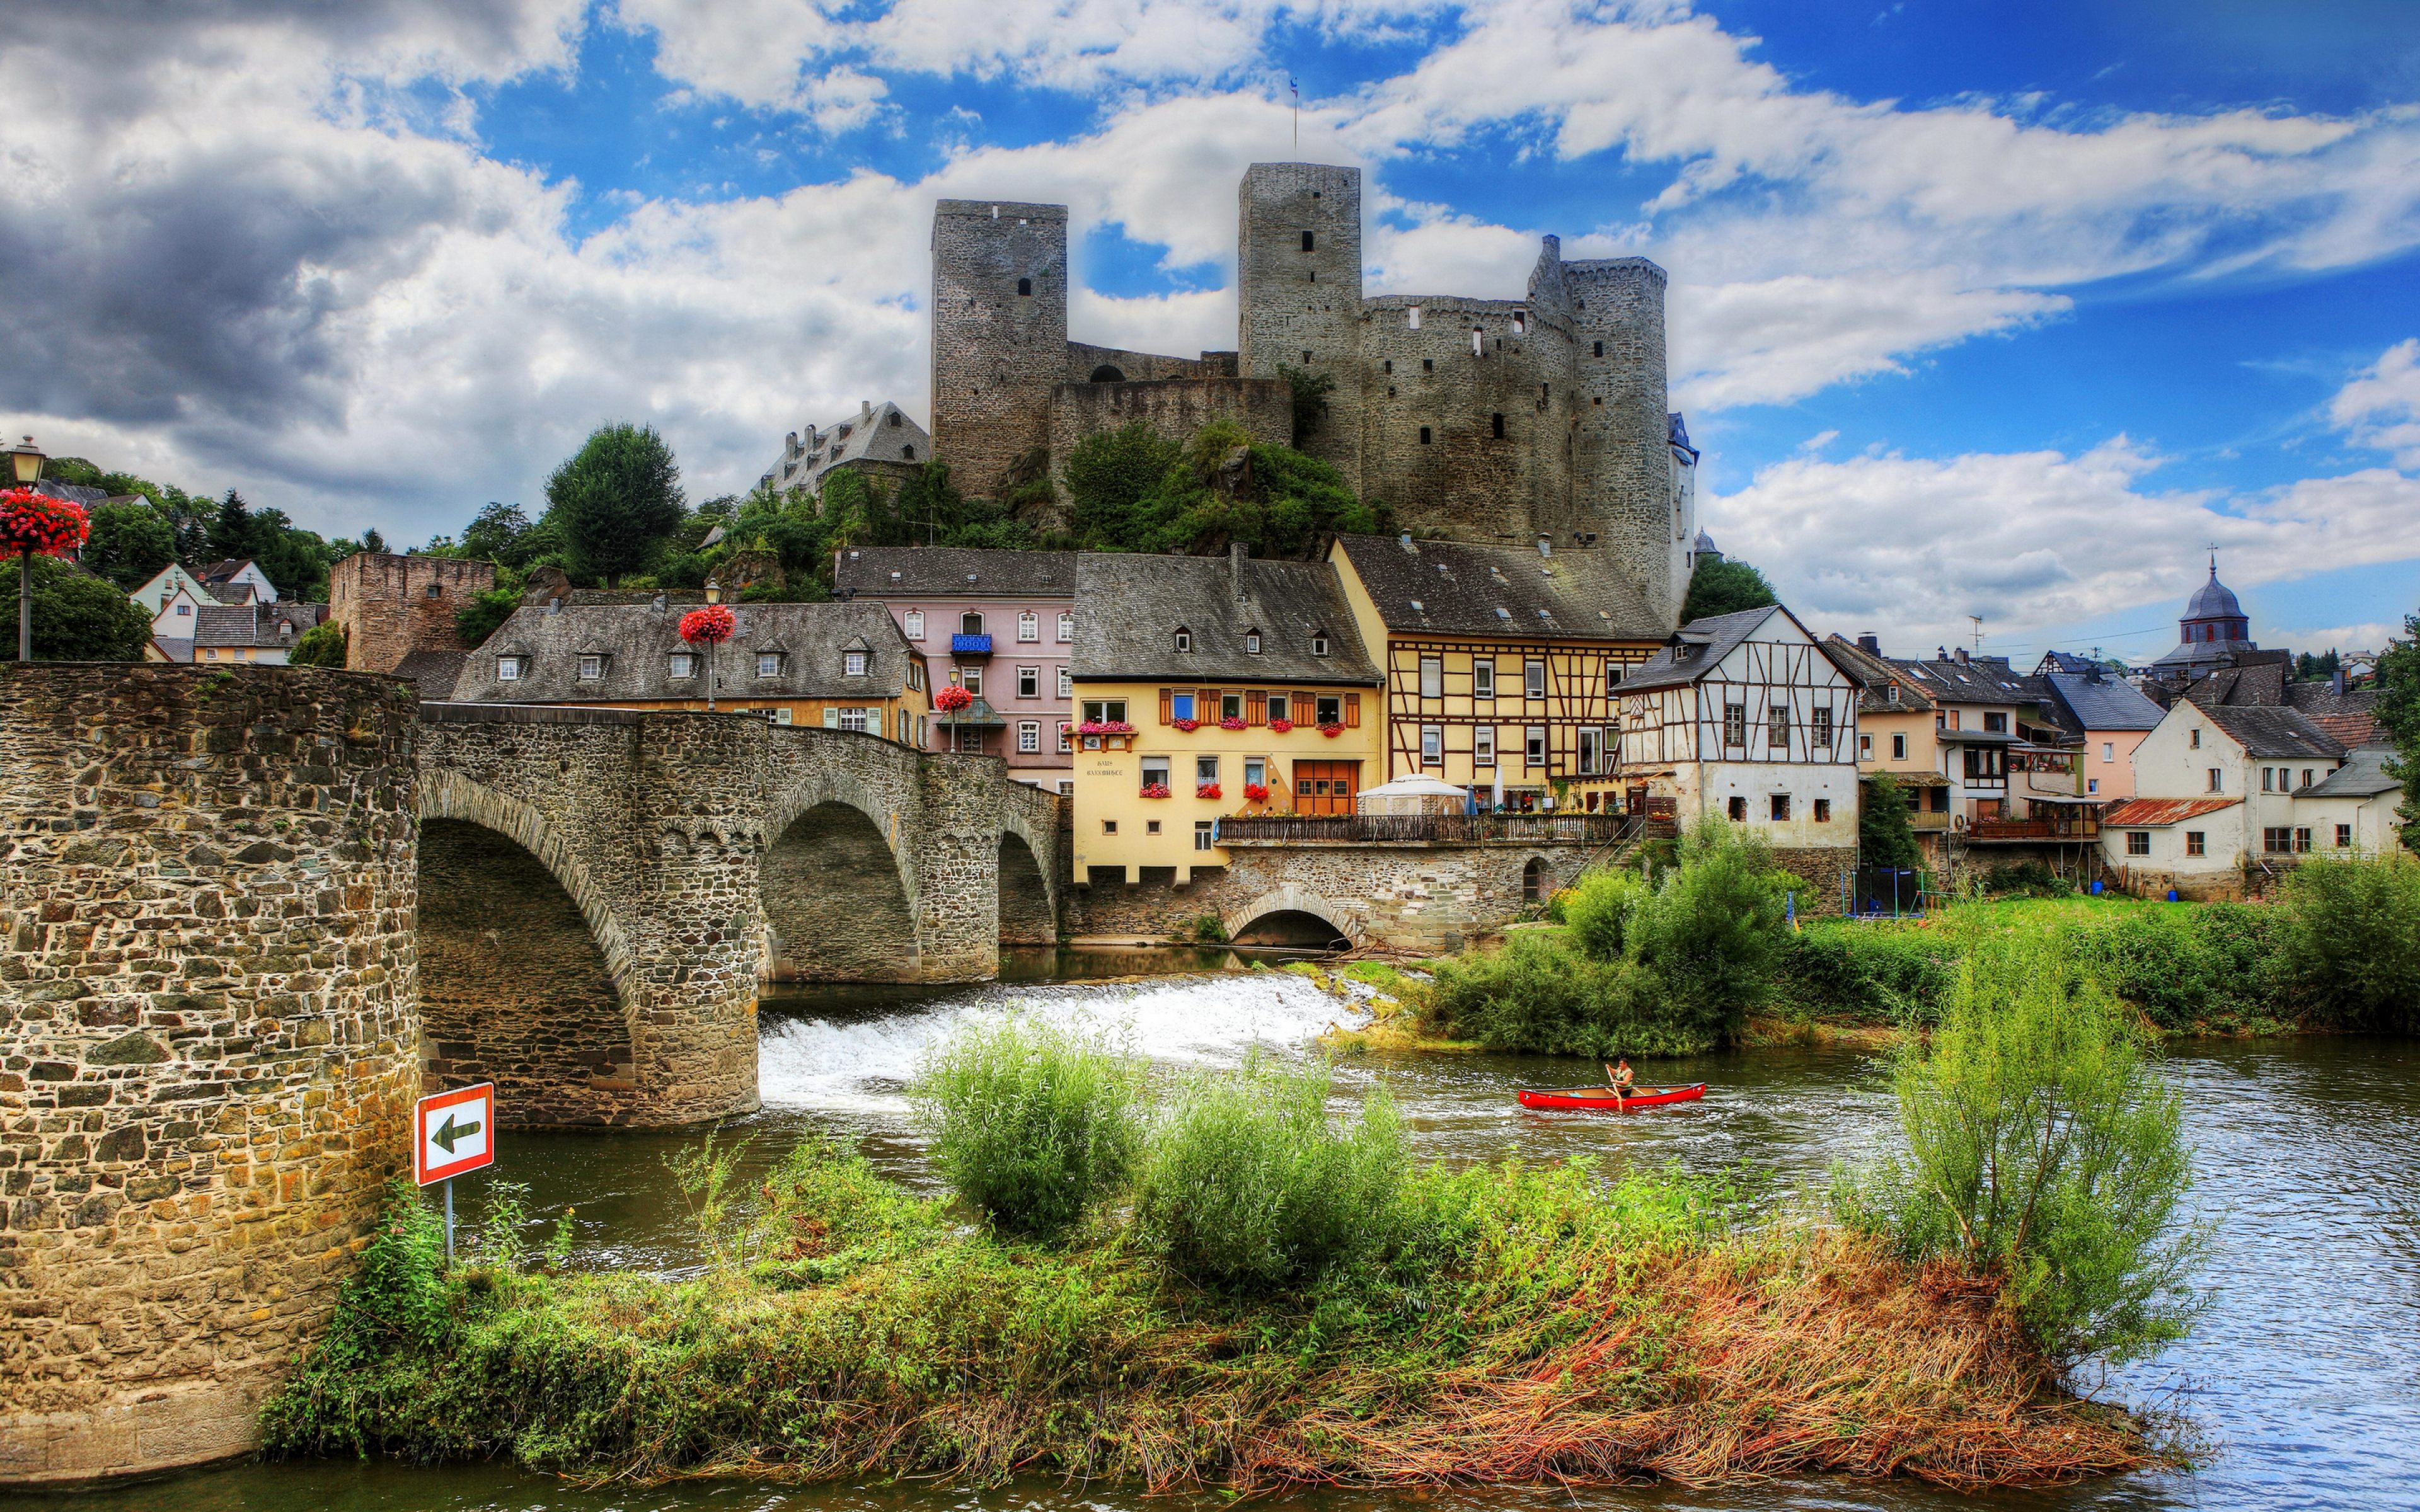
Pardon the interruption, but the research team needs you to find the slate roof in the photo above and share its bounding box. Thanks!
[1823,633,1935,714]
[2033,670,2165,737]
[836,547,1077,598]
[2185,568,2244,621]
[2101,797,2241,827]
[2199,704,2347,760]
[192,601,325,649]
[392,649,470,701]
[1614,605,1788,694]
[1668,413,1697,459]
[1331,535,1665,643]
[1072,550,1380,685]
[761,400,928,496]
[2301,745,2400,799]
[447,600,918,704]
[1888,652,2034,706]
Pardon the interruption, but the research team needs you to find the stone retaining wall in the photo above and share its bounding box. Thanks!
[0,664,420,1485]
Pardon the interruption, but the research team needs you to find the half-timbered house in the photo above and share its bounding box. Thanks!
[1616,604,1862,903]
[1327,534,1669,813]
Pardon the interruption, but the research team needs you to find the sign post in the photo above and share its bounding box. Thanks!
[413,1082,495,1263]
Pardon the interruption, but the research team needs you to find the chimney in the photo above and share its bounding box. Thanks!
[1535,534,1552,557]
[1954,647,1969,665]
[2332,666,2348,696]
[1937,646,1949,662]
[1856,633,1881,656]
[1230,542,1249,599]
[860,400,872,421]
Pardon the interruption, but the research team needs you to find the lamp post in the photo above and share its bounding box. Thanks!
[704,580,720,712]
[679,583,735,716]
[7,437,50,663]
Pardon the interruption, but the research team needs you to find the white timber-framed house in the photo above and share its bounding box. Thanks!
[1615,604,1862,854]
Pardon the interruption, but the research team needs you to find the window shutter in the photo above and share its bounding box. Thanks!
[1345,692,1361,727]
[1247,690,1266,724]
[1159,687,1173,725]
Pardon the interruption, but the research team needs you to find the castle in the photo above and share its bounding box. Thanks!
[928,162,1700,627]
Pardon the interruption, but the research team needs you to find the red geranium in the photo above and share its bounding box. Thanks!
[0,490,89,558]
[1267,717,1293,733]
[1318,723,1345,738]
[1139,782,1172,799]
[1243,782,1271,802]
[1172,717,1200,732]
[1218,715,1247,731]
[935,684,974,713]
[1196,783,1221,800]
[679,604,736,644]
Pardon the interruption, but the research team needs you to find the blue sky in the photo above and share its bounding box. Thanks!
[3,0,2416,660]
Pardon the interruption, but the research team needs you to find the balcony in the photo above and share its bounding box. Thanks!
[1217,813,1633,847]
[1910,810,1951,831]
[950,633,993,657]
[1966,816,2101,843]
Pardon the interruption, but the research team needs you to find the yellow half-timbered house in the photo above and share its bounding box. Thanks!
[1327,534,1671,813]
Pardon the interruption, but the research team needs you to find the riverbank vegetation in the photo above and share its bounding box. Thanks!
[263,1005,2177,1491]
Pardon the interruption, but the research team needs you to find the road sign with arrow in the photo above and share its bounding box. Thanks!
[415,1082,495,1186]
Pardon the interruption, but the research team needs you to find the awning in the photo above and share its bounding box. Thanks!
[2100,797,2240,827]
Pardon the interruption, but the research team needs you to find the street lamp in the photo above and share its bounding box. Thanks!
[3,437,53,663]
[5,437,43,486]
[678,580,734,714]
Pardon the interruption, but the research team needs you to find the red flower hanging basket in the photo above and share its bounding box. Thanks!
[1218,716,1247,731]
[1318,723,1345,738]
[678,605,736,645]
[934,685,974,713]
[0,490,89,558]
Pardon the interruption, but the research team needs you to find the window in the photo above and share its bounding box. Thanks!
[1891,732,1908,760]
[960,611,984,635]
[2264,827,2293,854]
[1472,327,1485,356]
[1811,707,1833,748]
[1813,798,1831,823]
[1419,426,1432,445]
[2101,742,2114,762]
[1422,357,1434,372]
[1057,721,1072,752]
[1604,660,1623,695]
[1421,725,1443,765]
[1310,633,1330,656]
[1267,694,1289,723]
[2207,767,2223,793]
[1472,659,1495,699]
[1728,795,1748,822]
[1524,660,1545,699]
[425,582,442,598]
[1768,704,1790,750]
[908,664,923,690]
[1419,656,1443,699]
[1770,794,1791,822]
[2338,823,2354,848]
[1860,733,1873,759]
[1018,666,1039,699]
[2295,827,2312,853]
[2261,767,2273,793]
[1245,630,1262,654]
[1525,726,1547,768]
[2302,769,2315,789]
[175,603,190,616]
[838,707,869,733]
[1057,612,1074,642]
[1244,758,1265,788]
[1057,667,1073,699]
[1885,684,1899,705]
[2127,831,2151,856]
[1173,626,1192,653]
[1301,229,1315,251]
[1017,721,1040,753]
[1491,412,1505,439]
[1407,306,1421,329]
[1577,726,1604,775]
[1474,727,1495,766]
[1593,340,1603,358]
[1018,611,1038,642]
[1983,712,2008,733]
[1017,277,1032,295]
[960,666,982,696]
[2189,728,2202,749]
[2174,830,2204,857]
[1196,821,1214,852]
[1081,699,1127,724]
[904,610,924,639]
[838,651,861,677]
[897,709,908,741]
[1102,820,1117,835]
[578,655,604,680]
[1058,781,1073,796]
[669,653,696,679]
[2088,778,2099,793]
[1220,692,1243,721]
[1141,756,1170,793]
[1316,695,1342,726]
[1196,755,1219,786]
[1724,704,1746,747]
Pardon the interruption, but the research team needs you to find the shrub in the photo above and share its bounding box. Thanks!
[2273,852,2420,1033]
[1858,773,1922,870]
[909,1017,1144,1237]
[1624,822,1800,1044]
[1560,866,1649,962]
[1775,923,1957,1024]
[1834,933,2207,1367]
[1978,860,2070,898]
[2066,908,2214,1030]
[1134,1055,1403,1288]
[287,619,347,667]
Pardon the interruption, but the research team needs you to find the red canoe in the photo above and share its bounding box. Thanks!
[1516,1082,1707,1112]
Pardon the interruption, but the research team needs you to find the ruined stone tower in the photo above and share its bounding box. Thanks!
[1236,163,1366,487]
[929,200,1070,500]
[1567,257,1684,627]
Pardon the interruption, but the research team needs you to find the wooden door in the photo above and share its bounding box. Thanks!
[1293,760,1360,815]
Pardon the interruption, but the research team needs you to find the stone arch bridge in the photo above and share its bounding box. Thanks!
[412,702,1063,1128]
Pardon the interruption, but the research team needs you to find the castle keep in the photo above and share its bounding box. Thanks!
[929,162,1698,627]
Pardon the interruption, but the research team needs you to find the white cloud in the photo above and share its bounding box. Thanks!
[2331,338,2420,469]
[1706,439,2420,652]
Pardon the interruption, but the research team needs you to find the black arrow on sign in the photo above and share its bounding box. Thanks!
[432,1113,482,1155]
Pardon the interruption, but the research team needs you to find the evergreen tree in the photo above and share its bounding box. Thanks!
[1858,773,1923,869]
[1682,557,1778,622]
[2373,612,2420,850]
[543,423,685,585]
[81,500,178,589]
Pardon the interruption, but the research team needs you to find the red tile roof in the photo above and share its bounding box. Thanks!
[2100,797,2240,827]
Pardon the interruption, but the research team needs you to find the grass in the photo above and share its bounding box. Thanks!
[262,1148,2155,1492]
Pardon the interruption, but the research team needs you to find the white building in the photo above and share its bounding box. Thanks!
[2100,700,2351,896]
[1615,604,1862,857]
[759,400,930,501]
[197,558,279,605]
[2287,746,2407,858]
[129,563,220,660]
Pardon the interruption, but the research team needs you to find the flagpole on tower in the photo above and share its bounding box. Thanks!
[1291,78,1299,153]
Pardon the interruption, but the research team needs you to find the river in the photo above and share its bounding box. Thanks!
[25,950,2417,1512]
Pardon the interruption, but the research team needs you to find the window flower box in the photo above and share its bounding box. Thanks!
[1243,782,1271,803]
[1139,782,1172,799]
[1267,717,1293,734]
[1218,716,1246,731]
[1318,723,1345,738]
[1076,720,1136,735]
[1196,783,1221,800]
[1172,718,1200,732]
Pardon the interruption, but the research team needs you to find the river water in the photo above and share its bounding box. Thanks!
[25,951,2418,1512]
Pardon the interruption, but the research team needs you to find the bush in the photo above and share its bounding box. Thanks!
[1834,932,2207,1366]
[909,1017,1145,1237]
[1978,860,2070,898]
[2273,853,2420,1032]
[1134,1055,1403,1289]
[0,554,155,660]
[287,619,347,667]
[1624,822,1800,1043]
[1560,866,1649,962]
[1775,924,1957,1024]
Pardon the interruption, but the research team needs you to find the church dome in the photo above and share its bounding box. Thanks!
[1693,530,1719,553]
[2186,568,2242,621]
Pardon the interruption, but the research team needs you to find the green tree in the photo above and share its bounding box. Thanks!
[287,620,349,668]
[1681,556,1778,622]
[459,503,535,567]
[1858,772,1922,869]
[2375,613,2420,849]
[2273,853,2420,1033]
[1063,424,1182,549]
[2295,648,2341,680]
[1276,363,1335,444]
[543,423,686,585]
[1061,421,1382,558]
[1,556,155,660]
[81,500,178,590]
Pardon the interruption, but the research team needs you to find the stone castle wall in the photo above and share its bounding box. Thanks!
[326,552,497,674]
[1770,845,1857,919]
[1045,378,1294,506]
[1238,161,1367,490]
[1566,258,1680,624]
[0,665,420,1485]
[930,200,1071,500]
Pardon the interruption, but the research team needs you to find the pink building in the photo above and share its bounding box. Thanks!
[836,547,1078,791]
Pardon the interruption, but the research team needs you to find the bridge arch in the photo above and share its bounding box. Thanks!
[761,764,923,982]
[1223,884,1361,949]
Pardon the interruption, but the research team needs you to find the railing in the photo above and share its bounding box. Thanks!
[950,633,993,656]
[1910,810,1950,830]
[1966,816,2102,842]
[1217,812,1630,845]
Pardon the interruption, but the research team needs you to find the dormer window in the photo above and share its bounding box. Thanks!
[1310,632,1330,656]
[1173,626,1192,653]
[758,651,785,678]
[669,653,697,679]
[497,656,524,681]
[577,655,605,680]
[904,609,924,638]
[841,650,865,677]
[1244,629,1262,654]
[1886,684,1900,705]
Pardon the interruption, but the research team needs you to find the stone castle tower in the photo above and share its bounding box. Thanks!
[928,163,1697,627]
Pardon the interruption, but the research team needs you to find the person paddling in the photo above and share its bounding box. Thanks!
[1603,1058,1635,1101]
